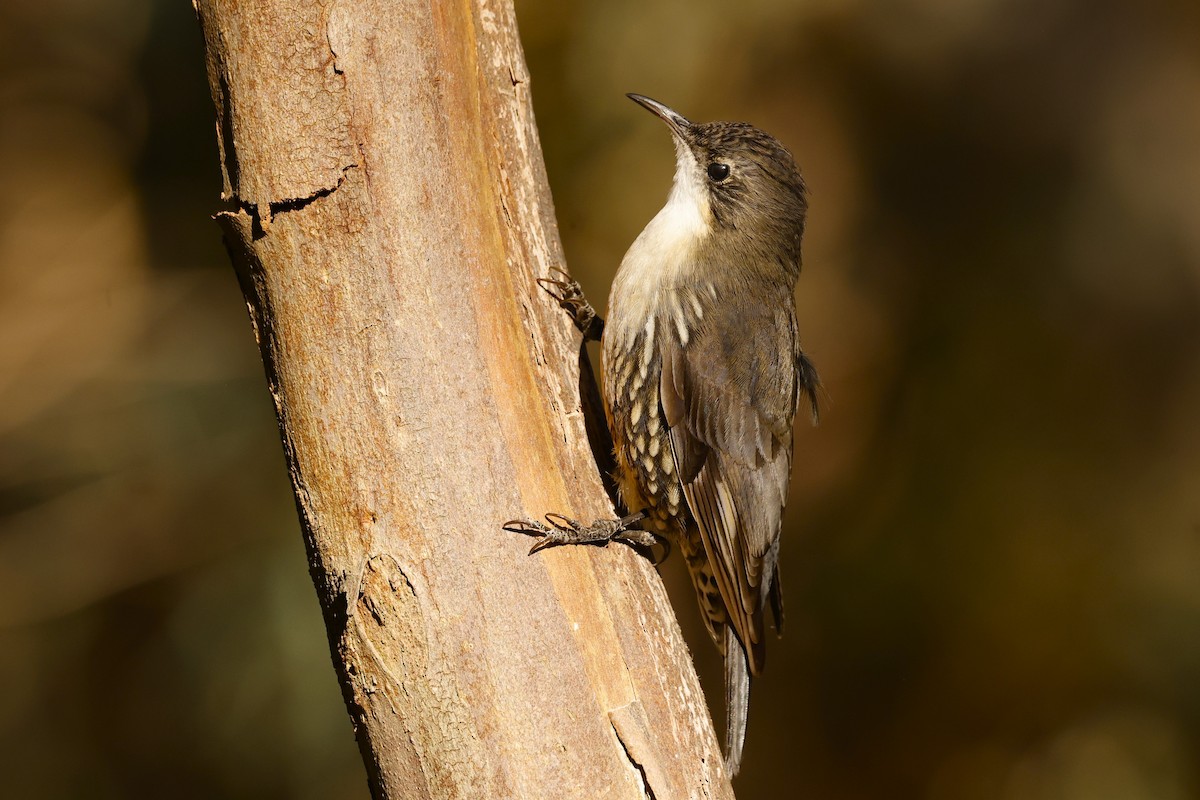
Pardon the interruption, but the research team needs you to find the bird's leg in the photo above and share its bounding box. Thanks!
[537,268,604,342]
[502,510,669,564]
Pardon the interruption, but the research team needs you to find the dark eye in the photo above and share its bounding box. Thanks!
[707,162,730,182]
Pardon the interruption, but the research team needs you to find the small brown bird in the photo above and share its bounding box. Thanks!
[507,94,818,776]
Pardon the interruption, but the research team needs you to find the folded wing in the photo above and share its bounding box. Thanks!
[660,294,810,673]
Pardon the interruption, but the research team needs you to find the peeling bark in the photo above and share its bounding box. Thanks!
[194,0,736,797]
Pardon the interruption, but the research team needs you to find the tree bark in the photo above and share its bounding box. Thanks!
[193,1,735,798]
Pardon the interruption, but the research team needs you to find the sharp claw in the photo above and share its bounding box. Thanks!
[503,519,550,536]
[613,530,671,565]
[650,537,672,566]
[543,512,580,531]
[528,537,559,556]
[545,268,573,287]
[536,277,565,296]
[537,270,582,301]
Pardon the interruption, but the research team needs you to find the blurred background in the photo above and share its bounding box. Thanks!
[1,0,1198,797]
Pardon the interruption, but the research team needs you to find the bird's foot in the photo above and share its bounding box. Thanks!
[502,511,669,564]
[537,268,604,341]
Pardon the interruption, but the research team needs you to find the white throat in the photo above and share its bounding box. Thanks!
[607,141,712,345]
[659,139,711,238]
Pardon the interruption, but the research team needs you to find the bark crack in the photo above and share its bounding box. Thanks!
[218,163,359,238]
[268,163,358,216]
[612,718,656,800]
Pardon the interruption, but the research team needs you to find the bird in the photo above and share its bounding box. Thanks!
[505,93,818,777]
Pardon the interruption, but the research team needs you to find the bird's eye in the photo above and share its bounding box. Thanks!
[707,162,730,182]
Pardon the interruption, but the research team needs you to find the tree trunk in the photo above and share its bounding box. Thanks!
[193,1,735,797]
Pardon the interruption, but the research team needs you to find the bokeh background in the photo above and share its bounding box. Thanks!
[2,0,1198,797]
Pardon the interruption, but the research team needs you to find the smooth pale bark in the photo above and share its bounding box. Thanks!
[193,1,735,797]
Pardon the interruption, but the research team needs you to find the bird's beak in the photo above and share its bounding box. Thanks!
[627,93,691,139]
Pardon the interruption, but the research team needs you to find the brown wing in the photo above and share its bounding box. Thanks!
[660,294,809,674]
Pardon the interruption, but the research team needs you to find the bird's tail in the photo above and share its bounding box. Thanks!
[723,625,751,777]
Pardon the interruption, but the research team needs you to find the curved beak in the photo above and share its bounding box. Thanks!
[626,93,691,139]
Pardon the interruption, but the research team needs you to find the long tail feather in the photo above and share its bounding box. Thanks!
[723,626,751,776]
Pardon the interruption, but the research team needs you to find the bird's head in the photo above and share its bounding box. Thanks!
[627,93,808,267]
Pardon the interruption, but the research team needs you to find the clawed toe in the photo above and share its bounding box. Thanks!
[536,268,603,341]
[543,512,583,531]
[536,268,581,304]
[502,512,667,562]
[501,514,577,555]
[501,518,551,536]
[527,535,565,556]
[618,530,671,565]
